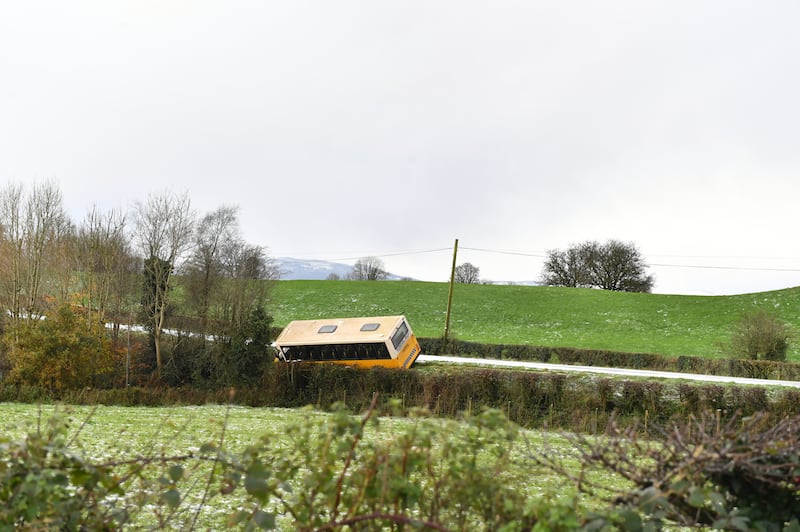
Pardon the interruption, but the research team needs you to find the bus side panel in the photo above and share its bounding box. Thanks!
[331,359,402,369]
[398,334,422,369]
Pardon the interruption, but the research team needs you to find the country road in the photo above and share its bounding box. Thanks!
[415,354,800,389]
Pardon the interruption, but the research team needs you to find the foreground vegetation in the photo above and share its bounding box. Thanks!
[0,401,594,530]
[271,280,800,361]
[3,400,799,531]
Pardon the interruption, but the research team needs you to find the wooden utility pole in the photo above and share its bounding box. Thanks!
[443,238,458,348]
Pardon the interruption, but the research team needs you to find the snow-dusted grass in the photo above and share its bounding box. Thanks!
[1,402,622,529]
[1,403,311,529]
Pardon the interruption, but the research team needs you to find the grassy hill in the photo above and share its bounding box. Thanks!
[270,281,800,362]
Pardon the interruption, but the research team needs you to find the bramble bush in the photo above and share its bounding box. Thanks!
[0,408,125,529]
[221,395,546,530]
[533,410,800,531]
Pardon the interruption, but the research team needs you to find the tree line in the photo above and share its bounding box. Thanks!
[0,180,279,388]
[331,241,651,290]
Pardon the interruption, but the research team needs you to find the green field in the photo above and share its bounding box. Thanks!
[270,280,800,361]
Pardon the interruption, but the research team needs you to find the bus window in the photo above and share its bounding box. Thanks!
[391,322,409,350]
[284,342,391,361]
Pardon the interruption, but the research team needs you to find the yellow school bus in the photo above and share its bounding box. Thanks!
[273,315,422,369]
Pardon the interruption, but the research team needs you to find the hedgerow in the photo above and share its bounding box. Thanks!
[4,363,798,435]
[421,337,800,381]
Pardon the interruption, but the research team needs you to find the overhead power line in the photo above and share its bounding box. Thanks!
[325,248,451,262]
[462,247,800,273]
[459,247,547,258]
[313,244,800,274]
[650,263,800,273]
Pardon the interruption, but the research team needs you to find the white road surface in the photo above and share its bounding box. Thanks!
[416,354,800,389]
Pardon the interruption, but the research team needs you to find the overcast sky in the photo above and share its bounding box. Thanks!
[3,1,800,295]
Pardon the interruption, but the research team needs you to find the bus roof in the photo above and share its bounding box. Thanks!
[274,315,409,346]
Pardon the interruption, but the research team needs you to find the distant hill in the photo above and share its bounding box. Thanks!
[274,257,405,281]
[274,258,353,280]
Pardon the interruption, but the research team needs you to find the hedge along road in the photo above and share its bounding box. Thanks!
[416,355,800,389]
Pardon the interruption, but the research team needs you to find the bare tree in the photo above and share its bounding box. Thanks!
[50,222,78,305]
[75,207,128,325]
[541,240,653,293]
[540,246,588,288]
[183,205,239,334]
[132,190,194,378]
[585,240,654,292]
[24,181,71,315]
[181,205,279,339]
[0,180,70,335]
[105,249,141,385]
[349,256,387,281]
[454,262,481,284]
[0,183,25,331]
[212,239,277,338]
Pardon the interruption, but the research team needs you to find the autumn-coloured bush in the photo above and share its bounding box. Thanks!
[3,305,118,391]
